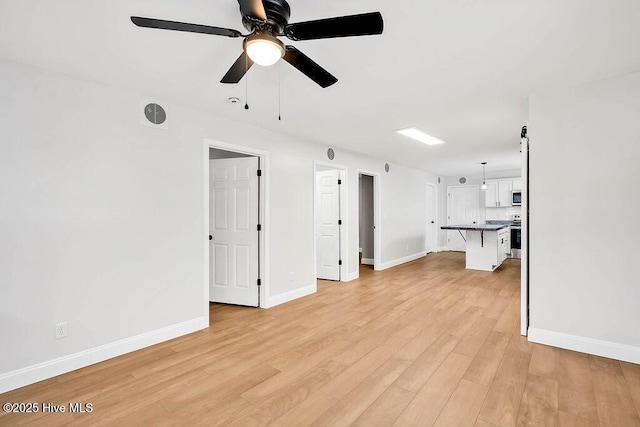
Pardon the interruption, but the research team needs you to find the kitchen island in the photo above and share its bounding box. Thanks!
[441,224,510,271]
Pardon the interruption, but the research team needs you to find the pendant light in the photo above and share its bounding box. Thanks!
[481,162,488,191]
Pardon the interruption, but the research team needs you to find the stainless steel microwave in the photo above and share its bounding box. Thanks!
[512,191,522,206]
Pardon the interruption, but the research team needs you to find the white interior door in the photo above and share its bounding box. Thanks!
[209,157,259,306]
[447,186,478,252]
[316,170,340,280]
[425,184,437,254]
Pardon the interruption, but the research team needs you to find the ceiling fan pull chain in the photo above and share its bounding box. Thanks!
[244,53,249,110]
[278,61,282,121]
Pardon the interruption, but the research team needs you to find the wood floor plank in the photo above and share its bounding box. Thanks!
[3,255,638,426]
[447,306,484,338]
[557,411,600,427]
[516,373,559,426]
[242,337,351,404]
[322,335,408,400]
[477,348,532,426]
[433,379,489,426]
[482,295,511,320]
[394,332,459,393]
[452,316,497,358]
[463,331,511,386]
[591,368,640,426]
[268,391,337,426]
[529,344,560,380]
[589,355,623,376]
[311,357,412,426]
[233,360,348,424]
[558,349,599,423]
[352,385,415,427]
[493,297,520,335]
[393,352,473,426]
[621,361,640,417]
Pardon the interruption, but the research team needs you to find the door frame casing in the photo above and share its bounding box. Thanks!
[313,161,348,282]
[357,170,381,272]
[204,139,270,319]
[521,134,529,336]
[425,182,438,254]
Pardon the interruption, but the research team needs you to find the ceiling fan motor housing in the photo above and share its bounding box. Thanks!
[242,0,291,34]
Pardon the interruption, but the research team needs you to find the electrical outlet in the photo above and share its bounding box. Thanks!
[55,322,68,339]
[289,272,294,282]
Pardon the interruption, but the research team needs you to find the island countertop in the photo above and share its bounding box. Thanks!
[441,224,509,231]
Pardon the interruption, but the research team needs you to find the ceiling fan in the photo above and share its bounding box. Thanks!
[131,0,384,88]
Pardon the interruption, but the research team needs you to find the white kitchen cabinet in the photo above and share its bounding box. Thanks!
[484,179,512,207]
[512,178,522,191]
[452,227,510,271]
[498,180,512,207]
[484,181,498,207]
[498,228,510,264]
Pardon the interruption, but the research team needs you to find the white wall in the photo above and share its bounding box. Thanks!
[528,71,640,363]
[0,58,441,391]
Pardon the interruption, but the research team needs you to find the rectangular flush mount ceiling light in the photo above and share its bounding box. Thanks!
[394,127,445,145]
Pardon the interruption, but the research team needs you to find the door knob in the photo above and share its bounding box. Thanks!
[431,221,435,224]
[209,235,212,241]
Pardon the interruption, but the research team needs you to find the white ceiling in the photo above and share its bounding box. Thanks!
[1,0,639,176]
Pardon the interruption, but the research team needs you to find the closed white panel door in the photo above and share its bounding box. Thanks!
[210,157,259,306]
[448,186,478,252]
[425,184,436,254]
[316,170,340,280]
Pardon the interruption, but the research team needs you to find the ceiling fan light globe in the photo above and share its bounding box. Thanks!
[245,36,284,66]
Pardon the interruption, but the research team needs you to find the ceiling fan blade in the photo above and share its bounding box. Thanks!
[131,16,242,38]
[237,0,267,22]
[283,46,337,88]
[220,52,255,84]
[285,12,383,41]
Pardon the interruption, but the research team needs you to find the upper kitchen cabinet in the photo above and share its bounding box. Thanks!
[484,178,513,207]
[512,178,522,191]
[498,180,512,206]
[484,181,499,207]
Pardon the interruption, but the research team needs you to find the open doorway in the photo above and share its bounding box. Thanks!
[314,162,347,281]
[358,171,380,272]
[359,174,374,270]
[204,141,269,317]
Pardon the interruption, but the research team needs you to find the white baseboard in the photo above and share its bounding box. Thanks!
[528,327,640,364]
[361,258,374,265]
[0,317,206,394]
[263,283,316,309]
[438,246,448,252]
[344,271,359,282]
[378,252,426,271]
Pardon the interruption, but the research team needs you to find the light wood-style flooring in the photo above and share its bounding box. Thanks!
[2,252,640,426]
